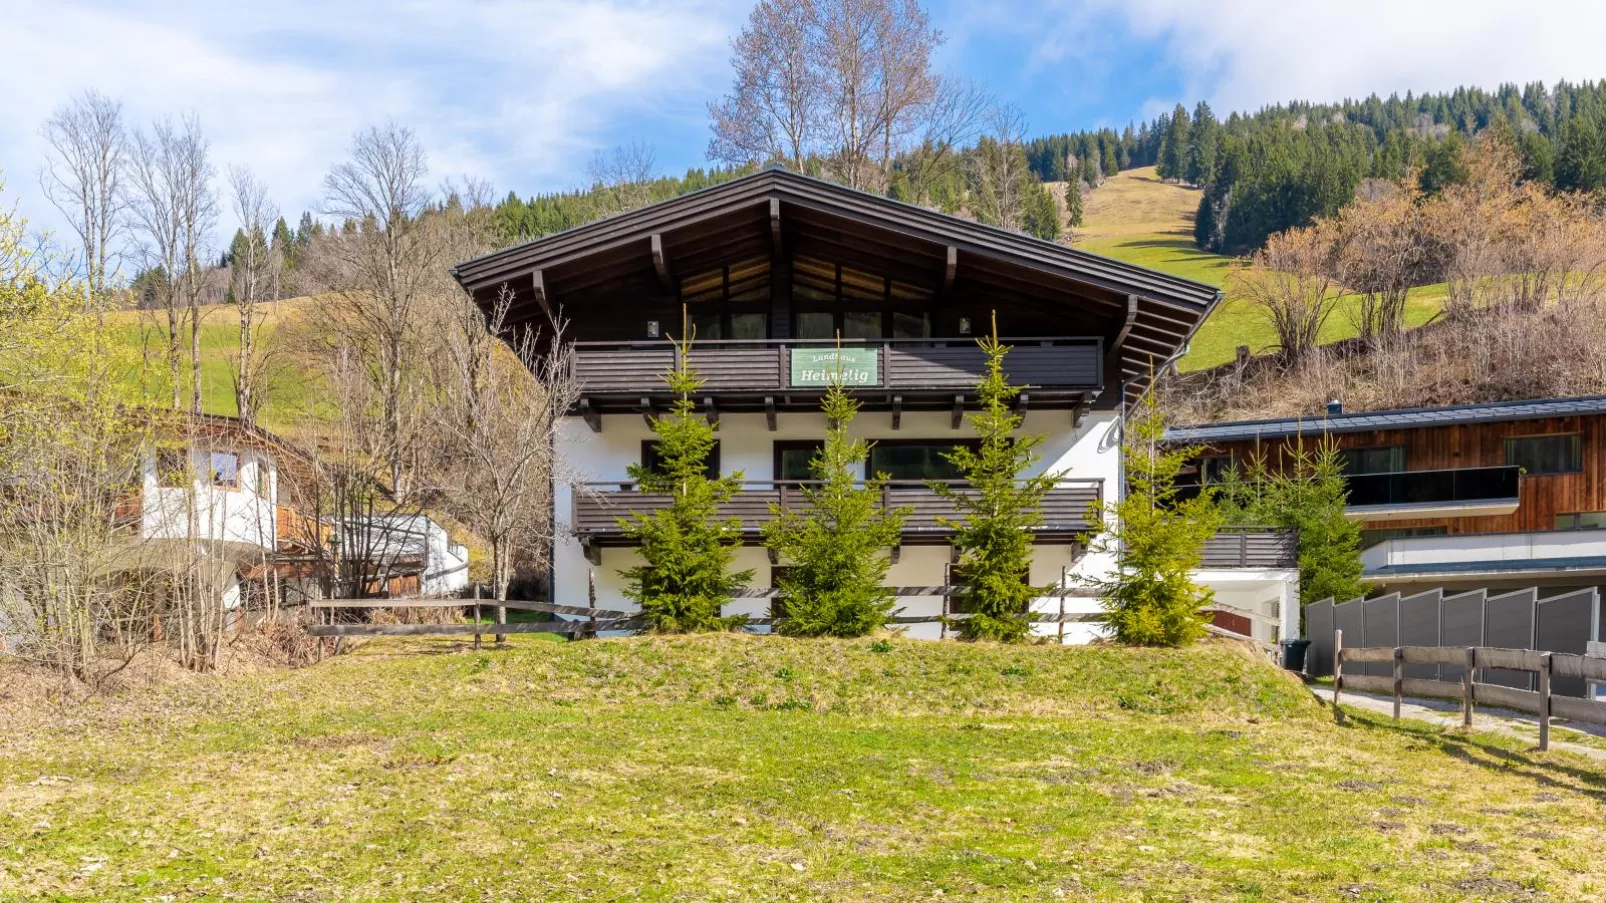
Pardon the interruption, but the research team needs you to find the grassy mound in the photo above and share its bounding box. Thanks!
[4,634,1603,900]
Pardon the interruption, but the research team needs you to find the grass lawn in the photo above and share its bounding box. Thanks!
[1073,168,1447,372]
[3,635,1604,901]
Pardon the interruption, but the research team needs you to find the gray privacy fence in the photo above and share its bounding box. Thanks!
[1305,587,1603,696]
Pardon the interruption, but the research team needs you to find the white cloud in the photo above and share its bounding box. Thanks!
[1075,0,1606,114]
[0,0,746,243]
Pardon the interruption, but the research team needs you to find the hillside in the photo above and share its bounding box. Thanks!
[1073,167,1445,371]
[4,633,1604,900]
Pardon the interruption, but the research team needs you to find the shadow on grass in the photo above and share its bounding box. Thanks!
[1334,704,1606,800]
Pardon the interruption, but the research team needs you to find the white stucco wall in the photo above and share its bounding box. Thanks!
[553,406,1124,641]
[140,449,278,549]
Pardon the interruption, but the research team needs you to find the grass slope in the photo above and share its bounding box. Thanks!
[3,635,1604,901]
[1072,167,1445,371]
[102,298,321,434]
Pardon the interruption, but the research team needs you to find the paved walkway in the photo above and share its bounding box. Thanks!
[1307,684,1606,761]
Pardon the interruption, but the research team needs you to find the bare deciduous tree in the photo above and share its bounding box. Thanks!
[227,166,280,427]
[128,116,217,411]
[436,287,579,605]
[968,105,1032,231]
[1335,181,1424,346]
[586,141,659,215]
[39,90,128,307]
[708,0,947,192]
[1230,222,1340,365]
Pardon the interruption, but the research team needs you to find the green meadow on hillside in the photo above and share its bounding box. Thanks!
[2,635,1603,901]
[1072,167,1445,371]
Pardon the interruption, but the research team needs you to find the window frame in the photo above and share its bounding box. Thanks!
[1341,445,1408,476]
[1502,433,1583,476]
[640,440,721,482]
[773,440,830,485]
[209,451,240,490]
[867,438,982,483]
[1555,511,1606,531]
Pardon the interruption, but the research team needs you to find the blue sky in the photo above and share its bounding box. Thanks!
[4,0,1606,244]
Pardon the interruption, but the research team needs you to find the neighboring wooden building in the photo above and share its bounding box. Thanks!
[1170,395,1606,593]
[454,166,1301,641]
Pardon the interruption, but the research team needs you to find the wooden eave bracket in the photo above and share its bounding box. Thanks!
[532,269,555,322]
[769,198,784,256]
[703,396,719,426]
[942,246,957,296]
[951,395,964,430]
[651,234,673,291]
[581,538,601,566]
[765,396,777,431]
[640,397,655,428]
[891,395,903,431]
[579,398,601,433]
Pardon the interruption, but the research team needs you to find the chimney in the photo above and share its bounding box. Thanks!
[1326,399,1343,417]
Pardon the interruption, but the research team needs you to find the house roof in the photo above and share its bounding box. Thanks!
[451,166,1222,401]
[1166,394,1606,445]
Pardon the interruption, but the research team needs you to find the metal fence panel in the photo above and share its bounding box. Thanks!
[1538,588,1597,697]
[1483,588,1538,689]
[1305,599,1335,677]
[1361,593,1401,676]
[1398,589,1443,680]
[1335,597,1366,672]
[1439,590,1486,684]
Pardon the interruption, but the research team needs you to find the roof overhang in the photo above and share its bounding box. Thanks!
[452,167,1221,403]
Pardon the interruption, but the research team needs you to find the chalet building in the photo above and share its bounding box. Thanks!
[1169,395,1606,596]
[127,413,469,605]
[454,167,1299,641]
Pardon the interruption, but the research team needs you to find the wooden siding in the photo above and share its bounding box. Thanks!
[1199,414,1606,535]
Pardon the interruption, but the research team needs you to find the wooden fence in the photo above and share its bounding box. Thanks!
[1332,628,1606,751]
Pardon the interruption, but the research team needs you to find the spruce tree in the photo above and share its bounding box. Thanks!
[1158,103,1190,181]
[619,341,752,632]
[1085,389,1222,647]
[763,384,906,637]
[934,317,1060,642]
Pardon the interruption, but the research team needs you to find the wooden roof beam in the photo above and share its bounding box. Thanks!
[650,234,673,292]
[770,198,783,257]
[943,246,957,296]
[532,269,555,323]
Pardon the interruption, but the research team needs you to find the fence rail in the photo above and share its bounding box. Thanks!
[1331,629,1606,750]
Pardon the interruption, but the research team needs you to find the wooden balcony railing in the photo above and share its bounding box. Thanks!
[1199,528,1299,569]
[570,337,1103,401]
[571,478,1105,553]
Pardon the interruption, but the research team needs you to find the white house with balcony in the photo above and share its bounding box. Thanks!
[452,168,1300,642]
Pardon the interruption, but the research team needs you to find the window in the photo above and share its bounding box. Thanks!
[250,458,273,499]
[156,449,188,488]
[209,452,240,489]
[691,311,769,342]
[1556,512,1606,531]
[1503,434,1582,475]
[843,311,880,340]
[891,312,931,339]
[1358,526,1447,549]
[868,441,978,482]
[1342,445,1407,475]
[774,441,827,484]
[795,311,835,340]
[793,309,933,340]
[641,441,720,481]
[1199,455,1235,484]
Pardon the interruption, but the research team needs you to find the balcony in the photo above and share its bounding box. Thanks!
[1344,466,1521,522]
[570,478,1104,558]
[1199,528,1299,569]
[569,337,1103,424]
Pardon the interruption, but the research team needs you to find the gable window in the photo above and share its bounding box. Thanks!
[1503,434,1581,475]
[210,452,240,489]
[868,441,978,482]
[1342,445,1407,475]
[1556,511,1606,531]
[641,441,720,481]
[1198,455,1235,484]
[156,449,188,488]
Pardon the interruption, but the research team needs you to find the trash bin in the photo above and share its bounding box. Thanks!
[1279,638,1310,673]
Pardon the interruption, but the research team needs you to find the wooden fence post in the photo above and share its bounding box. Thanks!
[473,584,482,651]
[1392,646,1404,721]
[1538,652,1552,752]
[940,562,950,641]
[1332,628,1343,713]
[1463,647,1476,728]
[586,569,598,641]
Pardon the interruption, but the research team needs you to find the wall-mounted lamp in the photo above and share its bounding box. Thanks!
[646,320,660,338]
[958,317,971,335]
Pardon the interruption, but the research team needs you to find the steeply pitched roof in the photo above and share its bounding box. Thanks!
[1167,394,1606,445]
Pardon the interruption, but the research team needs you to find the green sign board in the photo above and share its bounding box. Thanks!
[790,347,880,387]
